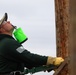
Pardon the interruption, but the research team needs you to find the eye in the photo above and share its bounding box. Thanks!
[2,21,7,25]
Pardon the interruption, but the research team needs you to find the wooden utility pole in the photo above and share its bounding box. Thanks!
[55,0,76,75]
[69,0,76,75]
[55,0,69,75]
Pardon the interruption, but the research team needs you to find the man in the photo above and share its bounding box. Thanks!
[0,13,64,75]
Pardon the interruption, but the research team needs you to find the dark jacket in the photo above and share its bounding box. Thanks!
[0,34,47,73]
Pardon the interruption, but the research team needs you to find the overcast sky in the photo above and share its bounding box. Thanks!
[0,0,56,75]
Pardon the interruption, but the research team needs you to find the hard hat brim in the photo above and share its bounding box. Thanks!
[0,13,8,25]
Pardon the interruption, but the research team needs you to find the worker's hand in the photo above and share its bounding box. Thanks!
[47,56,64,66]
[54,57,64,66]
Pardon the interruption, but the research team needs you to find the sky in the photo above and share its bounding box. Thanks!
[0,0,56,75]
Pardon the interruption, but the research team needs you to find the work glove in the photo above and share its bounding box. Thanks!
[46,56,64,66]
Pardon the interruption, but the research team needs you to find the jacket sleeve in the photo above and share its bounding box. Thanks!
[7,39,48,68]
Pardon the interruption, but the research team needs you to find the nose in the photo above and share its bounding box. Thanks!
[7,21,10,24]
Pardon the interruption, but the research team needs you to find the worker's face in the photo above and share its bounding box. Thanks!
[1,21,14,33]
